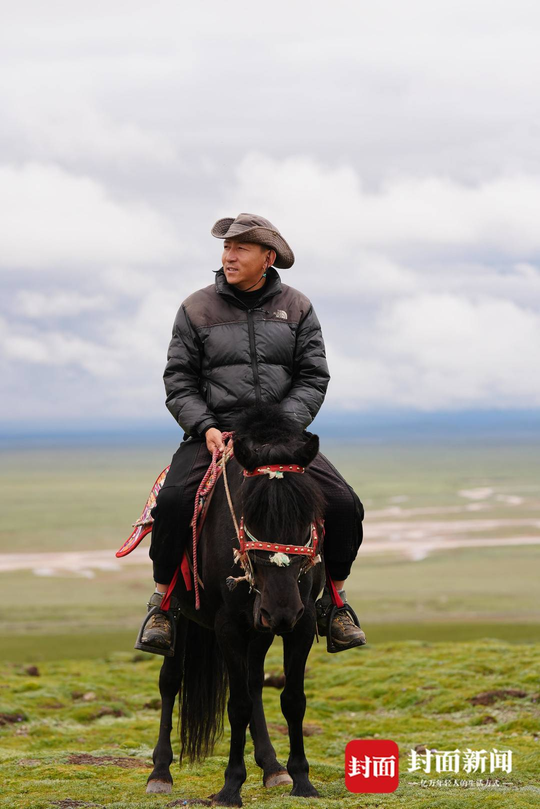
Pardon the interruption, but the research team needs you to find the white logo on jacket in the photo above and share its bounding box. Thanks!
[273,310,288,320]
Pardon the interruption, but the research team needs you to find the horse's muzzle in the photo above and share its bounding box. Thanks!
[252,593,304,634]
[259,605,305,635]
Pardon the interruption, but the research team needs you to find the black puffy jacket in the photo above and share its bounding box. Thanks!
[163,268,330,436]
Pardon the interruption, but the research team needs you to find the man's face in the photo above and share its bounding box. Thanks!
[222,239,270,291]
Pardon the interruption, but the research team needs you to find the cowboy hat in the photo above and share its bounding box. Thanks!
[211,213,295,269]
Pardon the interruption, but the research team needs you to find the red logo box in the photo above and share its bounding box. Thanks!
[345,739,399,793]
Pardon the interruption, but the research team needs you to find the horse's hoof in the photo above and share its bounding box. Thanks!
[146,779,172,794]
[264,771,293,787]
[291,784,320,798]
[209,792,242,807]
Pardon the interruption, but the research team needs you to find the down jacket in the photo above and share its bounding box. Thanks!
[164,267,330,436]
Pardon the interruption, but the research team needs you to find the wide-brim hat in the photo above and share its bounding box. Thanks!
[211,213,295,269]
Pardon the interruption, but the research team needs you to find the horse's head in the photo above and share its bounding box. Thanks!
[233,406,324,635]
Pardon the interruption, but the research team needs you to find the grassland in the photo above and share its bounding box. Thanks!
[1,639,539,809]
[1,437,539,805]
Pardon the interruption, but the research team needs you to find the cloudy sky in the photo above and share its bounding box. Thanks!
[2,0,540,431]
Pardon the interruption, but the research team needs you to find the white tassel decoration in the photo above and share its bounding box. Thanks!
[269,552,291,567]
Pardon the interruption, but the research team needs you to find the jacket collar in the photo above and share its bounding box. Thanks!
[214,267,282,308]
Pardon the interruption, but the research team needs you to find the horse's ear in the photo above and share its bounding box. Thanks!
[233,439,258,471]
[294,434,319,467]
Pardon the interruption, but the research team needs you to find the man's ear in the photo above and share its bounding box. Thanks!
[265,248,276,269]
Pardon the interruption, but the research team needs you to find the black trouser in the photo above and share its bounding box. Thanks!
[149,437,364,584]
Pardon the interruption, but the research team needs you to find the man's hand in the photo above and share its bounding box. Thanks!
[205,427,225,455]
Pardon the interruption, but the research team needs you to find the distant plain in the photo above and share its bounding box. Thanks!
[2,437,539,661]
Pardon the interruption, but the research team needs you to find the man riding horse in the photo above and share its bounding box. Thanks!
[137,213,366,654]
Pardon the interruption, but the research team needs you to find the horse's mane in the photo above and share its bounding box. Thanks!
[234,405,325,540]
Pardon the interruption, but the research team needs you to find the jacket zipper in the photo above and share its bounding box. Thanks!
[247,309,262,404]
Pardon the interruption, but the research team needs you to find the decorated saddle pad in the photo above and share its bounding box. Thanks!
[116,444,234,600]
[116,466,170,557]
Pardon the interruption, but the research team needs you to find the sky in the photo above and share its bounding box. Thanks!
[1,0,540,432]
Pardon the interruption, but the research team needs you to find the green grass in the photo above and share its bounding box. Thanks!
[2,624,540,666]
[1,640,539,808]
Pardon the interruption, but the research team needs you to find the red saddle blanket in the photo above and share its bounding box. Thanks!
[115,464,201,590]
[116,448,232,594]
[116,466,170,557]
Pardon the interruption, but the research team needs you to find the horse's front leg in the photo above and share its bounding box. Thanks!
[281,610,319,799]
[212,615,252,807]
[147,617,186,794]
[248,633,293,788]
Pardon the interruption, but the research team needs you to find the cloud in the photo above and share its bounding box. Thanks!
[15,290,111,318]
[226,154,540,259]
[3,0,540,189]
[0,163,181,270]
[3,330,121,377]
[9,102,180,170]
[2,2,540,424]
[3,151,540,421]
[326,294,540,410]
[2,287,176,381]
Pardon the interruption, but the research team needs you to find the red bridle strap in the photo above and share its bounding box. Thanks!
[239,517,320,558]
[243,464,305,478]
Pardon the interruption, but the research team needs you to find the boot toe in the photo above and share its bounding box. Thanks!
[137,607,174,655]
[141,614,172,647]
[330,611,367,649]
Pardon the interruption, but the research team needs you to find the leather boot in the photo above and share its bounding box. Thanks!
[134,592,180,657]
[316,587,367,653]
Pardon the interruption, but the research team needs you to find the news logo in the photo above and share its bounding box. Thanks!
[345,739,399,793]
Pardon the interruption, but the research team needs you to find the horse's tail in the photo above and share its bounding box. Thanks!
[179,620,228,763]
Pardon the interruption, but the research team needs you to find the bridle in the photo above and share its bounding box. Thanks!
[239,517,320,560]
[225,462,323,593]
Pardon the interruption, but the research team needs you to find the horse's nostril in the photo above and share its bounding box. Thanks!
[260,609,271,628]
[296,606,304,623]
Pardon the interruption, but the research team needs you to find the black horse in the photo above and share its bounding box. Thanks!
[146,406,326,806]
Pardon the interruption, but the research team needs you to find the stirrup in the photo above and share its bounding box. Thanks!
[134,606,177,658]
[326,602,363,654]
